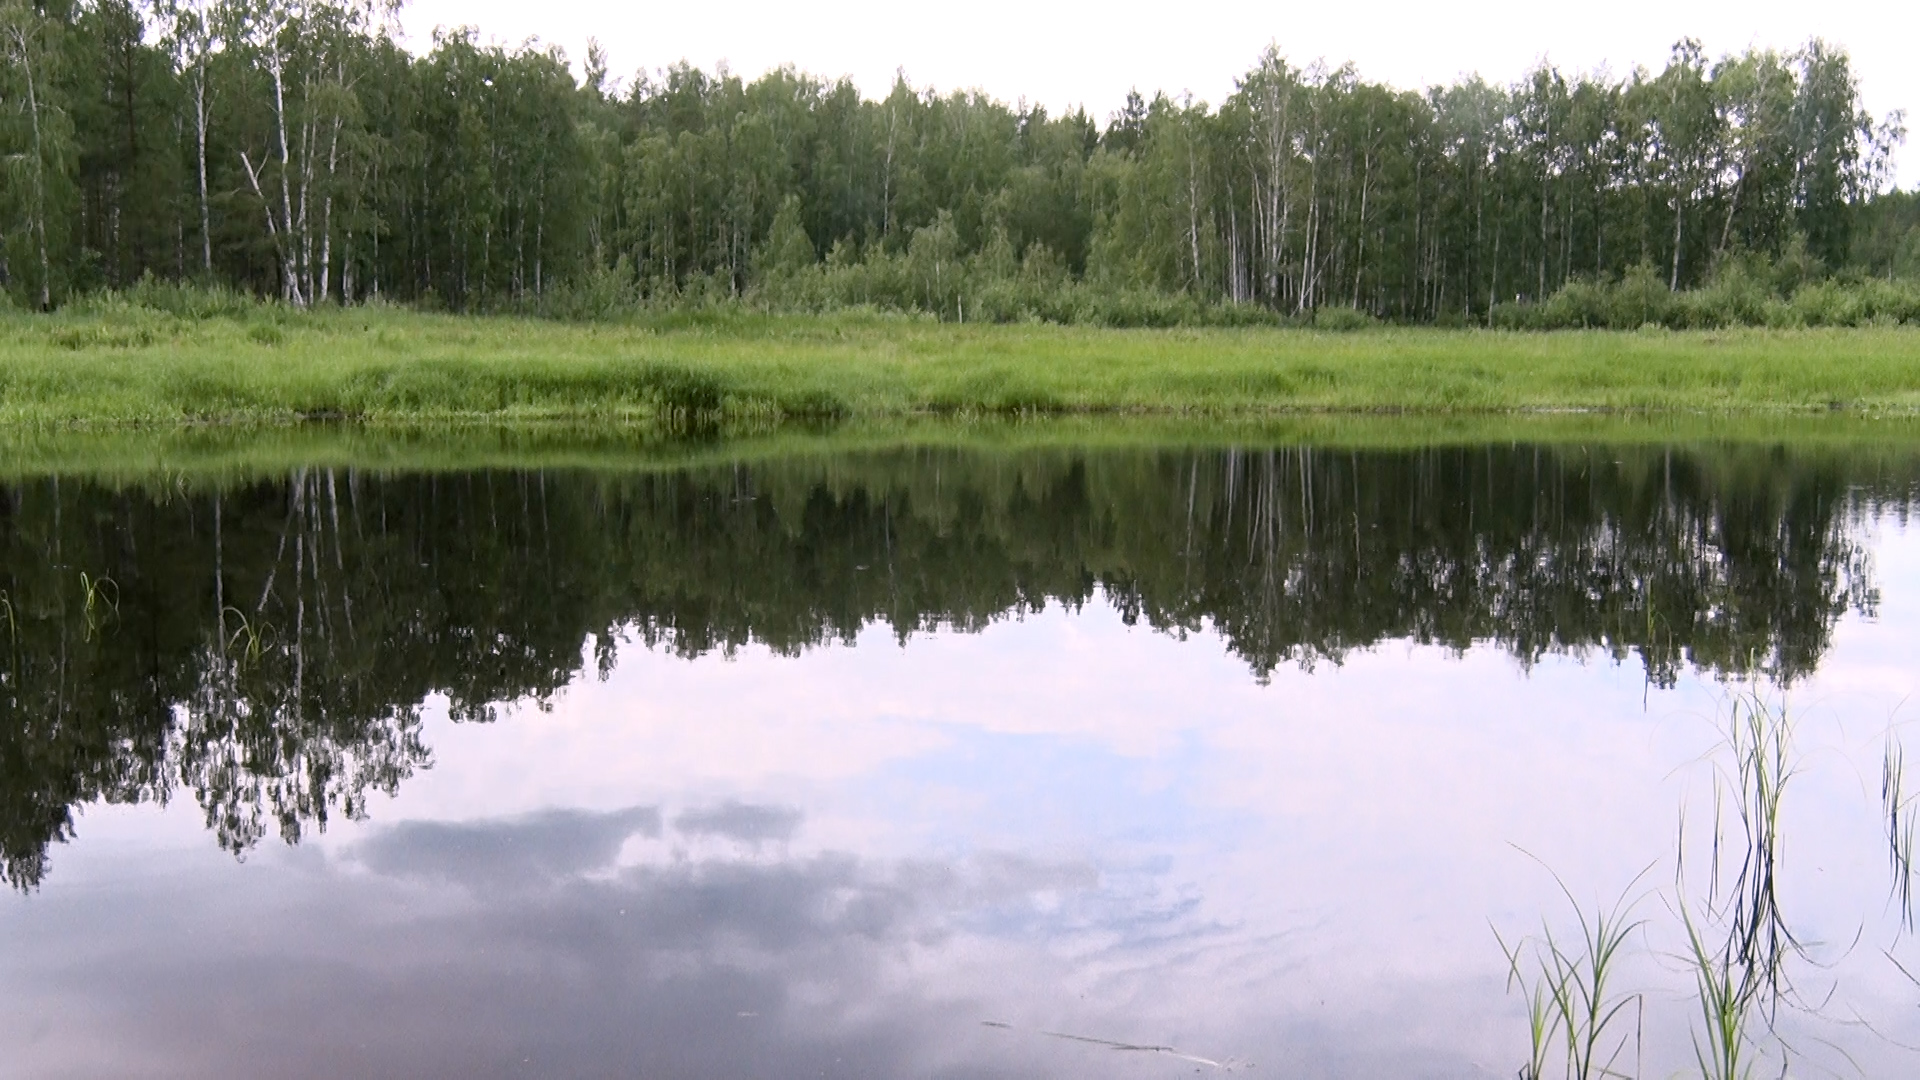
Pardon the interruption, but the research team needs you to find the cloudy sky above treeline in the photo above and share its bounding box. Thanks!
[405,0,1918,186]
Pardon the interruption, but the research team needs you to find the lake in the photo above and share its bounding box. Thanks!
[4,430,1920,1077]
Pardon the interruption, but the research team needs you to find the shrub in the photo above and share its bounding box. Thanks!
[1311,305,1379,331]
[1488,257,1920,332]
[1680,262,1772,328]
[539,257,640,321]
[1850,277,1920,324]
[1538,278,1611,329]
[1612,264,1674,329]
[1787,281,1845,326]
[68,276,266,321]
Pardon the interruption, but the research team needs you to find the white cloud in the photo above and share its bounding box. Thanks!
[401,0,1918,186]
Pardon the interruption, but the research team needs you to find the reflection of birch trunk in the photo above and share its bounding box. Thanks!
[293,483,305,720]
[326,470,344,568]
[213,494,225,649]
[256,470,303,613]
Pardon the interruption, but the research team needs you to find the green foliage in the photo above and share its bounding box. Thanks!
[1494,259,1920,330]
[1853,190,1920,278]
[1311,306,1379,332]
[1,1,1907,322]
[754,195,817,282]
[537,257,641,321]
[0,0,78,310]
[69,277,266,321]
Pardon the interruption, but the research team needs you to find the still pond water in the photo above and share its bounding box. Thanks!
[5,437,1920,1077]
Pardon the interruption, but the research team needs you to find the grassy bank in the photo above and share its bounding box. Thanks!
[5,305,1920,425]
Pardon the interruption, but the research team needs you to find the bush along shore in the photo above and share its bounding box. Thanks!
[542,238,1920,331]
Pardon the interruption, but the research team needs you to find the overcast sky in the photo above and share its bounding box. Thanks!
[401,0,1918,188]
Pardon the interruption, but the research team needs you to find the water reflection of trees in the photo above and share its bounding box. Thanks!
[0,445,1896,886]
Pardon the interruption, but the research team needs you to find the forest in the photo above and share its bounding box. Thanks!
[2,0,1917,326]
[0,443,1887,885]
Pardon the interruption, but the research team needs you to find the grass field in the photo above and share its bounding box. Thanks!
[5,306,1920,425]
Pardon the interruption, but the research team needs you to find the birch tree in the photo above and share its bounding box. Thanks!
[0,0,73,309]
[5,11,1905,316]
[226,0,380,305]
[156,0,218,275]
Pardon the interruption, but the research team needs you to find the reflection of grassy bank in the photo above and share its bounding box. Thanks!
[11,412,1920,486]
[6,308,1920,425]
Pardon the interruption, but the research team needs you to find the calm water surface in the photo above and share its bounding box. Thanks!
[5,441,1920,1077]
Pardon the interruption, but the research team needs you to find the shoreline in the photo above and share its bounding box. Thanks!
[7,411,1920,487]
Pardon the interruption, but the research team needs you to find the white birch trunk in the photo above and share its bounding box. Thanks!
[195,55,211,274]
[268,41,305,305]
[12,24,53,310]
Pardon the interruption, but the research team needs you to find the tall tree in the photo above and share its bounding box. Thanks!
[156,0,217,274]
[0,0,74,309]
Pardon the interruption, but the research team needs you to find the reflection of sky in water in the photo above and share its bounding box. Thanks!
[7,524,1920,1078]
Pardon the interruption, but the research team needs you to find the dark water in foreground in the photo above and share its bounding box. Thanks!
[5,441,1920,1077]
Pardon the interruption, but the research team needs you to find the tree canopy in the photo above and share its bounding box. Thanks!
[0,1,1910,317]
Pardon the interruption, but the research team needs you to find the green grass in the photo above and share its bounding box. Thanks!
[5,306,1920,426]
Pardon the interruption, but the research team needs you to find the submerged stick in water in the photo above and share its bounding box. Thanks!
[980,1019,1237,1069]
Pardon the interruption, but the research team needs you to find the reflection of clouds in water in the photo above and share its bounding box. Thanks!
[15,505,1920,1077]
[3,721,1657,1080]
[349,803,1129,954]
[308,806,1460,1076]
[356,806,663,887]
[672,801,802,846]
[1,797,1338,1079]
[3,803,1248,1079]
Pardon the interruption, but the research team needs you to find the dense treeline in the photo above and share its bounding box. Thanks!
[0,444,1894,885]
[1,0,1913,323]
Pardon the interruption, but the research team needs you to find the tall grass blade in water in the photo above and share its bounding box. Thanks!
[1675,692,1804,1078]
[1495,926,1565,1080]
[78,571,119,641]
[1681,898,1756,1080]
[1715,693,1799,1014]
[1497,858,1648,1080]
[1884,734,1919,931]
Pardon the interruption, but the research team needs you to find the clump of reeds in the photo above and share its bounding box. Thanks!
[1883,733,1918,931]
[1674,690,1804,1080]
[78,570,118,641]
[1680,900,1757,1080]
[1495,861,1648,1080]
